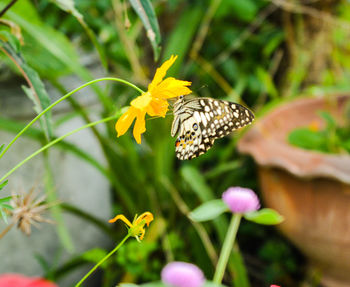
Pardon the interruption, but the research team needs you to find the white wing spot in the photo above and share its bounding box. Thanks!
[205,112,211,122]
[200,112,208,126]
[204,105,210,112]
[194,111,201,123]
[233,112,239,118]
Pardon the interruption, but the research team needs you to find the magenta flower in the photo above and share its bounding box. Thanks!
[222,187,260,213]
[0,274,57,287]
[161,262,205,287]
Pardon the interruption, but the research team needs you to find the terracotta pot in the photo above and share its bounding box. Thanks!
[238,95,350,287]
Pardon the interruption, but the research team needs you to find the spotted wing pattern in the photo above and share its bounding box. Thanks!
[171,97,254,160]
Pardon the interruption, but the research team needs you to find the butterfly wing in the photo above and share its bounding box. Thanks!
[174,115,214,160]
[172,97,254,160]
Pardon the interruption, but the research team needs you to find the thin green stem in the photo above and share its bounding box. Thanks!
[0,115,119,183]
[75,234,131,287]
[0,77,144,160]
[213,214,242,284]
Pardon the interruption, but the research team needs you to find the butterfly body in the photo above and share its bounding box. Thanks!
[171,96,254,160]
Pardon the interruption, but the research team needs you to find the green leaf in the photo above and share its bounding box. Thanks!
[244,208,284,225]
[0,196,12,203]
[216,0,258,22]
[180,165,214,201]
[180,165,228,241]
[50,0,108,69]
[319,111,336,129]
[81,248,108,265]
[0,144,4,154]
[162,7,202,76]
[0,180,8,191]
[288,128,326,152]
[0,33,53,140]
[129,0,161,61]
[0,208,8,224]
[203,281,227,287]
[189,199,228,222]
[256,67,278,98]
[49,0,83,19]
[231,245,250,287]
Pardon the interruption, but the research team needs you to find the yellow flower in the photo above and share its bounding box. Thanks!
[109,212,154,241]
[115,55,192,143]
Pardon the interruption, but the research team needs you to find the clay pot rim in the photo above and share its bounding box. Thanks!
[238,94,350,184]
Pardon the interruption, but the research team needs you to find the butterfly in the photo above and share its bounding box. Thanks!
[171,96,255,160]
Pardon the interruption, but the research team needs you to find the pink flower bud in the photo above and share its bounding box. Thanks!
[222,187,260,213]
[161,262,205,287]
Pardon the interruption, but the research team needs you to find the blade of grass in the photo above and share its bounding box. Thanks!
[0,33,52,140]
[128,0,161,61]
[162,7,202,76]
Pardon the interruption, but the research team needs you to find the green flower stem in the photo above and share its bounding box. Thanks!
[75,233,131,287]
[213,213,242,284]
[0,115,119,184]
[0,77,144,160]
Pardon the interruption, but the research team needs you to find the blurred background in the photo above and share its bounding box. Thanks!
[0,0,350,286]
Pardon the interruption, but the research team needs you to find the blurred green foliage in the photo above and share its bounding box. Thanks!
[289,111,350,154]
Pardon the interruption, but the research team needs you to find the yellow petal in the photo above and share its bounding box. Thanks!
[146,98,169,117]
[133,110,146,144]
[135,212,154,227]
[109,214,133,227]
[131,92,152,111]
[115,107,137,137]
[152,77,192,99]
[148,55,177,91]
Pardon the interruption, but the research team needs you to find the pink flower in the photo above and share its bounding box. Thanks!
[161,262,205,287]
[0,274,57,287]
[270,285,281,287]
[222,187,260,213]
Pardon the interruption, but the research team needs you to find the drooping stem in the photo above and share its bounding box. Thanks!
[213,213,242,284]
[0,77,144,160]
[0,115,119,183]
[75,234,131,287]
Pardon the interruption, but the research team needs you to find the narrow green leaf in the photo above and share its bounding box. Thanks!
[5,2,113,109]
[189,199,228,222]
[0,208,8,224]
[180,165,227,241]
[141,282,166,287]
[162,7,202,76]
[181,165,214,202]
[0,144,4,154]
[231,244,250,287]
[319,111,336,128]
[129,0,161,60]
[1,204,13,210]
[0,33,52,140]
[203,282,227,287]
[50,0,108,69]
[0,180,8,191]
[244,208,284,225]
[81,248,108,265]
[0,196,12,203]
